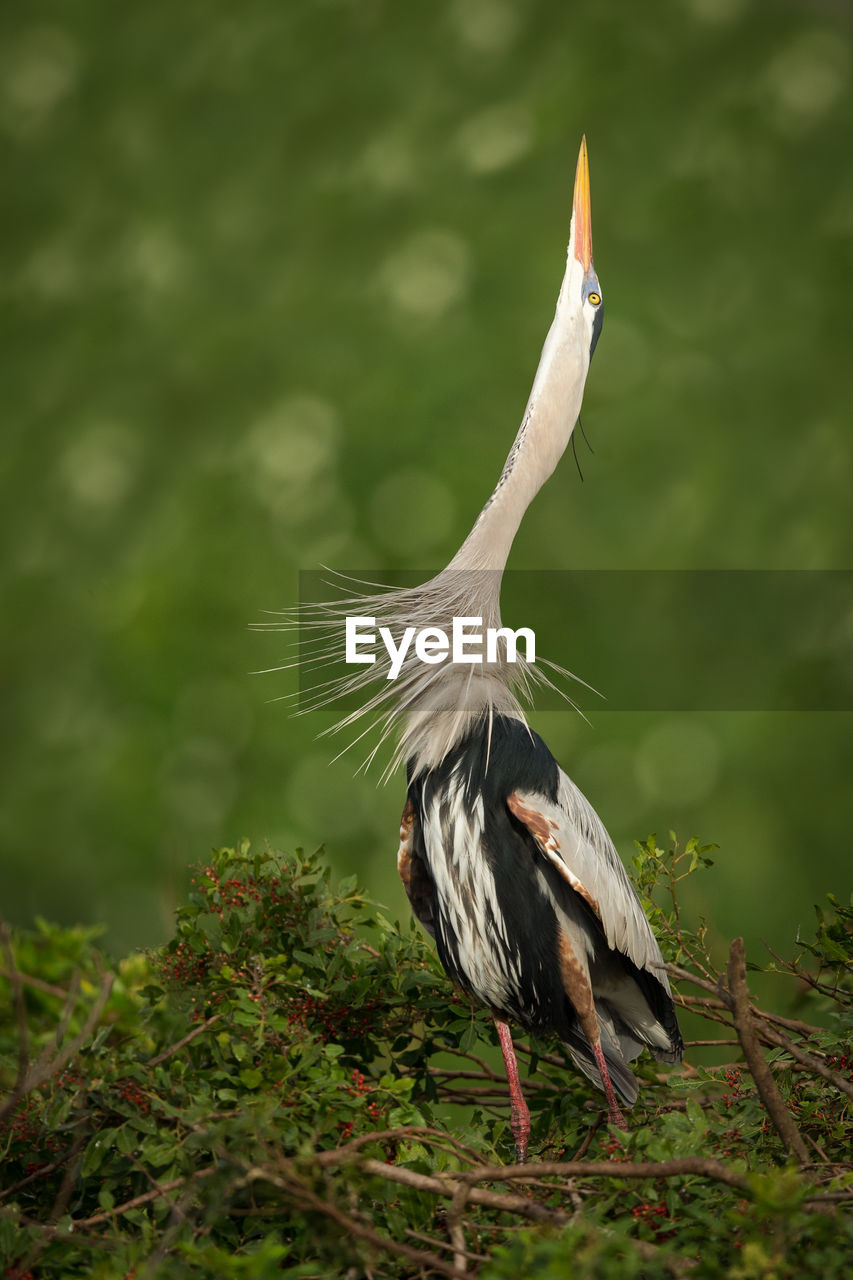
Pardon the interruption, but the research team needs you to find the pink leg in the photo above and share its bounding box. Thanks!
[592,1042,628,1130]
[494,1018,530,1163]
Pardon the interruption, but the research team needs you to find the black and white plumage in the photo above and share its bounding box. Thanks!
[284,138,682,1157]
[399,716,681,1144]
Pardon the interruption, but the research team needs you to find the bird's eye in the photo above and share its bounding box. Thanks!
[587,291,601,306]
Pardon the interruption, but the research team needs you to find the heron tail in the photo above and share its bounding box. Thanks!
[563,1022,640,1108]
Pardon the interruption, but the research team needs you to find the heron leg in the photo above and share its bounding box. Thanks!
[592,1042,628,1130]
[494,1018,530,1163]
[554,932,629,1130]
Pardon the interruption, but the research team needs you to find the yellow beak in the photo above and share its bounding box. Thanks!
[572,136,593,272]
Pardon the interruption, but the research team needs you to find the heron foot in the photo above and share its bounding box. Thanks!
[607,1101,629,1131]
[592,1042,629,1132]
[510,1111,530,1164]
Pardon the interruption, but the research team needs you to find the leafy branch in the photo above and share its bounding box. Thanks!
[1,840,851,1279]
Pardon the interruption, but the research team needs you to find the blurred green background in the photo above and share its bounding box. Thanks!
[2,0,852,964]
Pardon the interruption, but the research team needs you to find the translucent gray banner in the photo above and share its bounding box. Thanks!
[296,570,853,712]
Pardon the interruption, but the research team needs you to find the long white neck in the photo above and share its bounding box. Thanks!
[447,265,590,578]
[309,252,595,777]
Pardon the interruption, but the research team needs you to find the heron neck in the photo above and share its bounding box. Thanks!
[447,309,588,577]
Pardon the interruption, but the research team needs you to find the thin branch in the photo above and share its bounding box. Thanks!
[53,971,83,1051]
[138,1180,202,1280]
[445,1156,749,1193]
[360,1158,570,1225]
[0,1143,79,1204]
[0,965,70,1001]
[270,1175,466,1280]
[685,1040,739,1048]
[666,964,727,1000]
[447,1179,469,1276]
[11,1129,90,1280]
[0,972,114,1125]
[570,1115,603,1161]
[313,1125,484,1168]
[429,1067,552,1094]
[752,1004,826,1039]
[48,1129,88,1225]
[672,992,728,1016]
[756,1020,853,1102]
[513,1039,568,1069]
[147,1013,222,1067]
[404,1227,489,1265]
[73,1167,218,1229]
[727,937,810,1165]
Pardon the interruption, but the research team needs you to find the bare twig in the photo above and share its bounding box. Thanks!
[0,971,114,1125]
[446,1156,749,1193]
[405,1227,489,1264]
[0,1144,80,1204]
[312,1125,484,1168]
[447,1179,469,1276]
[138,1180,202,1280]
[268,1173,466,1280]
[685,1040,739,1048]
[513,1039,568,1069]
[666,964,727,1000]
[727,938,810,1165]
[570,1114,603,1160]
[0,965,70,1001]
[48,1129,89,1224]
[360,1158,570,1225]
[73,1167,218,1229]
[753,1004,825,1038]
[147,1013,223,1067]
[756,1021,853,1102]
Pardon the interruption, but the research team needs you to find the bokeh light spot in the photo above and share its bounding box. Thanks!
[763,30,850,133]
[2,25,80,135]
[378,229,471,320]
[58,423,139,514]
[246,394,339,486]
[684,0,746,26]
[122,222,189,297]
[449,0,521,56]
[456,102,534,174]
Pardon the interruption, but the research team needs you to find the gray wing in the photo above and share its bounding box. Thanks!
[507,768,671,990]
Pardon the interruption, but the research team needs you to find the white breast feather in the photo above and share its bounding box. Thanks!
[422,768,521,1010]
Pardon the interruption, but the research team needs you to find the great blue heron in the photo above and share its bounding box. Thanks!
[292,138,682,1160]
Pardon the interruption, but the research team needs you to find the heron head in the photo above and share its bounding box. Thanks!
[567,136,604,361]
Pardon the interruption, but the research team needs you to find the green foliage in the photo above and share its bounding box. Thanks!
[1,841,851,1278]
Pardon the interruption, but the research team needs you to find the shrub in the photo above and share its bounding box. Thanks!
[1,838,851,1278]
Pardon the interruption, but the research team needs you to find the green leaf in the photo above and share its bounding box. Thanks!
[458,1022,480,1054]
[81,1129,115,1176]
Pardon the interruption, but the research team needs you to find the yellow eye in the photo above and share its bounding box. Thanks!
[588,291,601,306]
